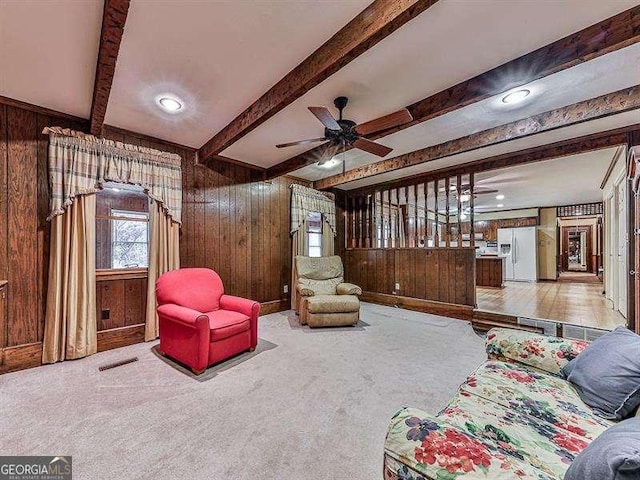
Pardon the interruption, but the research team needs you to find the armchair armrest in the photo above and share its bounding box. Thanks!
[336,282,362,296]
[220,294,260,349]
[157,304,209,328]
[385,407,545,480]
[296,285,315,297]
[486,327,589,376]
[220,294,260,319]
[157,303,210,372]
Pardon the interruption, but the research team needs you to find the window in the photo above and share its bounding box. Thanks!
[96,183,149,270]
[307,212,322,258]
[110,210,149,268]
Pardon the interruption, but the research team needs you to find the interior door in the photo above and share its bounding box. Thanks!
[514,227,537,281]
[618,181,628,318]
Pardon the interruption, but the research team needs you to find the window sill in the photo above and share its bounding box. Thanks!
[96,268,148,281]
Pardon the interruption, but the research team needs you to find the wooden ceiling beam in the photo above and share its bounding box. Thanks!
[198,0,438,162]
[89,0,130,136]
[313,85,640,189]
[344,124,639,196]
[267,5,640,179]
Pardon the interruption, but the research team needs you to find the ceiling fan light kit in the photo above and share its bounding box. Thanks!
[275,96,413,165]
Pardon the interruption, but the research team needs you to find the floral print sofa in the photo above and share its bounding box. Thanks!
[384,328,613,480]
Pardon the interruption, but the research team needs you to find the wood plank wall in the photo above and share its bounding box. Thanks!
[0,103,86,351]
[101,127,307,306]
[343,248,476,307]
[0,100,308,373]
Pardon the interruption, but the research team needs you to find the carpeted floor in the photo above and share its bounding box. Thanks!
[0,303,486,480]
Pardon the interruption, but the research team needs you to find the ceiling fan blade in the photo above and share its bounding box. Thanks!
[308,106,341,130]
[317,142,341,166]
[354,108,413,136]
[353,138,393,157]
[276,137,327,148]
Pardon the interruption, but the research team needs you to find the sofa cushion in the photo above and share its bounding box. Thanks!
[205,309,250,342]
[305,294,360,313]
[460,360,612,441]
[486,328,589,377]
[441,392,589,479]
[385,407,557,480]
[562,326,640,420]
[564,417,640,480]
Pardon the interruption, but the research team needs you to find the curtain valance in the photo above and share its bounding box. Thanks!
[290,184,336,236]
[43,127,183,224]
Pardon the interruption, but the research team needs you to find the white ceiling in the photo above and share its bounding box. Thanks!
[338,108,640,191]
[292,41,640,183]
[222,0,639,167]
[470,148,618,212]
[0,0,103,118]
[376,148,617,214]
[104,0,369,147]
[0,0,637,195]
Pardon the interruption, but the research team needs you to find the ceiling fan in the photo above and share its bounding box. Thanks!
[275,96,413,165]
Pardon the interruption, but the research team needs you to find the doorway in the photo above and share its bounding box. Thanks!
[561,226,592,272]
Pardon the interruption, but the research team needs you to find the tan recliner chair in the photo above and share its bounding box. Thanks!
[295,255,362,327]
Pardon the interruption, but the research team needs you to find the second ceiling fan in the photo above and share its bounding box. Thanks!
[276,96,413,165]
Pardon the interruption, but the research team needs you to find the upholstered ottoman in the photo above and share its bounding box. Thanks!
[300,294,360,327]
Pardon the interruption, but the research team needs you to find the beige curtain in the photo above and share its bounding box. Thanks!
[322,220,334,256]
[291,219,308,313]
[42,194,97,363]
[145,200,180,341]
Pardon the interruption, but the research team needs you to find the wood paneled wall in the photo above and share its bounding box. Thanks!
[0,100,306,373]
[0,103,86,350]
[344,248,476,307]
[101,126,306,306]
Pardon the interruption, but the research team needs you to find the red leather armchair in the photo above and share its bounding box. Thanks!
[156,268,260,375]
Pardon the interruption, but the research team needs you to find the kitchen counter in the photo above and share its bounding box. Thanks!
[476,257,505,288]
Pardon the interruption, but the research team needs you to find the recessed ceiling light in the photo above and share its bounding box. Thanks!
[496,194,505,200]
[158,96,183,112]
[502,89,530,104]
[497,204,504,208]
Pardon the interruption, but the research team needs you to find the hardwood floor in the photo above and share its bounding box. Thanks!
[476,280,626,330]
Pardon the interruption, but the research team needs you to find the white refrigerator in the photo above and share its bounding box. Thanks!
[497,227,538,282]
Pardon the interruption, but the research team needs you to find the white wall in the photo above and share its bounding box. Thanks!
[602,146,628,318]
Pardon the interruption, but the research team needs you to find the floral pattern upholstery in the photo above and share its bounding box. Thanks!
[384,328,609,480]
[485,329,589,377]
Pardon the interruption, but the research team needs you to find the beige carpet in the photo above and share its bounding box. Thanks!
[0,303,486,480]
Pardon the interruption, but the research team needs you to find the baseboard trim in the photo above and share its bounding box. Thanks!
[0,342,43,374]
[260,299,291,315]
[361,292,474,320]
[97,324,145,352]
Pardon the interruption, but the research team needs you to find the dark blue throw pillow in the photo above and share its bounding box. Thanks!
[562,326,640,420]
[564,417,640,480]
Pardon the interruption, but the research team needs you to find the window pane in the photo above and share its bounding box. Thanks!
[112,242,149,269]
[308,247,322,258]
[307,211,322,233]
[96,183,149,270]
[111,219,148,268]
[308,232,322,247]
